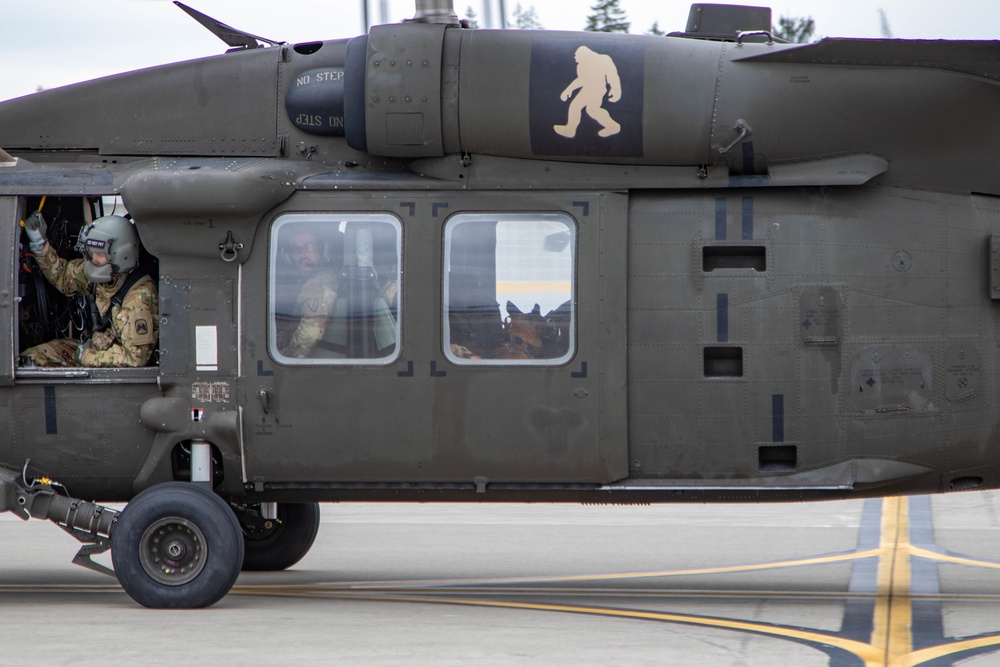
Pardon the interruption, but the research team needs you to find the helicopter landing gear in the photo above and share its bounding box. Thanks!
[235,502,321,571]
[111,482,244,608]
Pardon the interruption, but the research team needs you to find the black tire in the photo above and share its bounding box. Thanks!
[111,483,244,609]
[240,502,321,571]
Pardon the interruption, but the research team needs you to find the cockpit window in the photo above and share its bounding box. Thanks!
[269,213,401,365]
[444,213,575,365]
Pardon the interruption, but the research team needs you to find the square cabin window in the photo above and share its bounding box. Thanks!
[444,213,575,365]
[269,213,401,365]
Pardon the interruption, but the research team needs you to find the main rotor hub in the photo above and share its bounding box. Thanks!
[412,0,459,25]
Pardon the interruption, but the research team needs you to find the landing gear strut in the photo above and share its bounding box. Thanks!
[235,502,321,571]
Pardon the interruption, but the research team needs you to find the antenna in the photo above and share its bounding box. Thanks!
[173,1,282,50]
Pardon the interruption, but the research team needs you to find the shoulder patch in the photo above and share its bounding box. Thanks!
[130,314,156,345]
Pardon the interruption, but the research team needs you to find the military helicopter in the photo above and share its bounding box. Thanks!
[1,0,998,608]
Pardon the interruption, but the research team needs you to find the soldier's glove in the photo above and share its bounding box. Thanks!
[23,211,48,253]
[75,340,92,365]
[91,330,114,352]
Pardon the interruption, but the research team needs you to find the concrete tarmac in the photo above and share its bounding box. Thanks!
[4,491,1000,666]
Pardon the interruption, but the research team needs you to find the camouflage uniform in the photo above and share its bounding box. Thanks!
[22,243,158,367]
[281,268,339,358]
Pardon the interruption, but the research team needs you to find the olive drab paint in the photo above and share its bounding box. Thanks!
[1,0,1000,608]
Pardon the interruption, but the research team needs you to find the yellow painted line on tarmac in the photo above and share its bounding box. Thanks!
[241,589,886,666]
[905,635,1000,666]
[232,583,879,600]
[235,495,1000,667]
[406,597,884,665]
[872,496,912,666]
[492,549,887,581]
[909,545,1000,570]
[286,548,885,590]
[866,497,1000,667]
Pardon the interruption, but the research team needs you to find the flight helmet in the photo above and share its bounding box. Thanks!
[280,223,343,270]
[75,215,140,283]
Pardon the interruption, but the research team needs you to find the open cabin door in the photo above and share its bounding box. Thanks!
[241,192,627,488]
[0,197,17,387]
[0,195,159,499]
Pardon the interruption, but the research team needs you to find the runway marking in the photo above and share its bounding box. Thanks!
[909,545,1000,569]
[309,548,886,590]
[875,496,1000,667]
[907,635,1000,666]
[232,495,1000,667]
[229,586,1000,606]
[227,584,1000,603]
[873,496,911,665]
[11,495,1000,665]
[317,593,886,665]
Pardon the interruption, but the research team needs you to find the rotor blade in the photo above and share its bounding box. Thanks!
[733,38,1000,84]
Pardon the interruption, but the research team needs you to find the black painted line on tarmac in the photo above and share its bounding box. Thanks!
[909,495,946,655]
[842,497,882,645]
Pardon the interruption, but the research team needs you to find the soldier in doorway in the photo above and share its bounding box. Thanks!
[21,212,158,367]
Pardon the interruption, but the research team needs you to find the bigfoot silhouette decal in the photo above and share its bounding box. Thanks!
[530,39,643,158]
[554,46,623,139]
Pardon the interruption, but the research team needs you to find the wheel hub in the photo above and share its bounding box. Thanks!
[139,517,208,586]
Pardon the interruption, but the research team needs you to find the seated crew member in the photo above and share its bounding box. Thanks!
[279,226,340,358]
[328,223,397,358]
[21,212,158,367]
